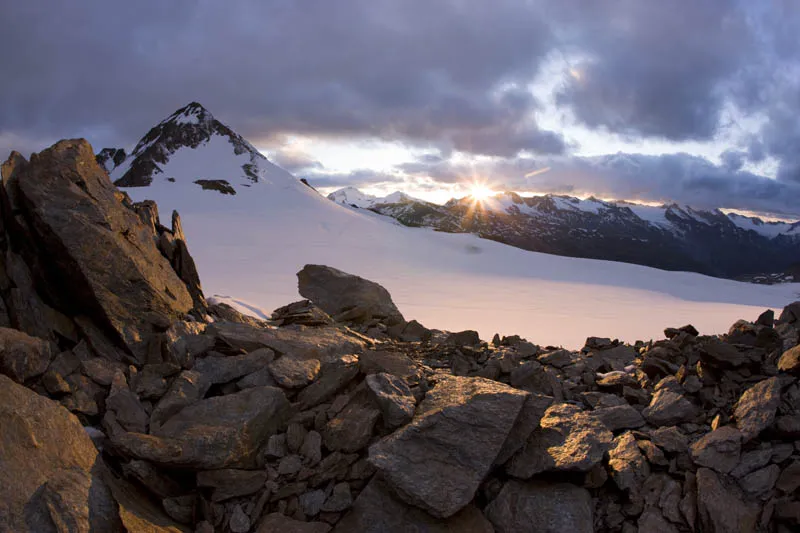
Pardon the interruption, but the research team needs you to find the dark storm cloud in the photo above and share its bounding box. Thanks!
[553,1,754,141]
[0,0,558,157]
[3,0,800,216]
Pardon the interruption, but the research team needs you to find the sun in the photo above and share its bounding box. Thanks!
[469,184,494,201]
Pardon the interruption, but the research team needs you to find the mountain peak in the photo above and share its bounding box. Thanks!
[162,101,214,127]
[111,102,267,189]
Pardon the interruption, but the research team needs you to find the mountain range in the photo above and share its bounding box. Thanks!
[95,102,800,347]
[327,188,800,279]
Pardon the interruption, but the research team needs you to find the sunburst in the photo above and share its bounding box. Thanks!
[469,184,495,202]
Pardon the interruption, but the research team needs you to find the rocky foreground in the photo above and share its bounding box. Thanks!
[0,140,799,532]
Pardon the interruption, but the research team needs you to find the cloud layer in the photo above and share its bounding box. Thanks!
[3,1,800,214]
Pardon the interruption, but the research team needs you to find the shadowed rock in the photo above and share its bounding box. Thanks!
[332,478,493,533]
[369,376,527,518]
[6,140,194,362]
[117,386,289,469]
[298,264,405,325]
[486,480,592,533]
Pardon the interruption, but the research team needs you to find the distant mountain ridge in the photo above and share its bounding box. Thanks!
[328,188,800,278]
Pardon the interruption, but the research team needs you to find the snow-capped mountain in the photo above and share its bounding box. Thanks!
[111,102,283,193]
[329,188,800,278]
[327,187,414,208]
[109,103,800,348]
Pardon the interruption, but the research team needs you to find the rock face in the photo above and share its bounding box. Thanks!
[507,403,614,477]
[0,375,182,532]
[696,468,759,533]
[733,377,781,442]
[118,386,290,469]
[0,326,57,382]
[690,426,742,474]
[3,140,195,361]
[485,480,593,533]
[332,478,493,533]
[643,389,697,426]
[368,376,527,518]
[297,264,405,325]
[365,372,416,428]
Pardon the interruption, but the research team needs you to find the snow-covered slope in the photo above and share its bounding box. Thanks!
[118,104,800,348]
[727,212,800,239]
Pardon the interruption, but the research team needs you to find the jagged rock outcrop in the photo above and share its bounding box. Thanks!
[1,140,198,362]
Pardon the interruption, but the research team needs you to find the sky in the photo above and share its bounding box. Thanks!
[3,1,800,216]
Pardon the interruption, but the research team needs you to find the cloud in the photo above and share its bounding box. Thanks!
[300,169,404,190]
[389,151,800,217]
[553,1,754,141]
[3,0,800,214]
[0,0,559,157]
[269,150,324,174]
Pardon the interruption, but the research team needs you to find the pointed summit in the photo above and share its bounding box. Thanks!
[112,102,265,189]
[161,101,214,127]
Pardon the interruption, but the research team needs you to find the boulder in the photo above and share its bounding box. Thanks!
[608,432,650,493]
[484,480,593,533]
[324,398,381,453]
[507,403,613,478]
[739,464,780,498]
[778,345,800,374]
[193,348,274,386]
[696,468,759,533]
[495,393,554,465]
[208,321,365,361]
[332,478,493,533]
[650,426,688,454]
[0,326,57,383]
[359,349,423,382]
[444,330,481,347]
[776,459,800,493]
[691,426,742,474]
[297,264,404,325]
[196,469,267,502]
[9,140,194,362]
[733,377,781,442]
[268,355,321,388]
[297,355,360,409]
[368,376,527,518]
[699,339,749,368]
[321,482,353,513]
[257,513,332,532]
[149,370,210,430]
[116,386,289,469]
[365,372,416,428]
[643,389,697,426]
[593,404,646,431]
[0,374,184,532]
[271,299,334,327]
[637,508,680,533]
[0,375,119,531]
